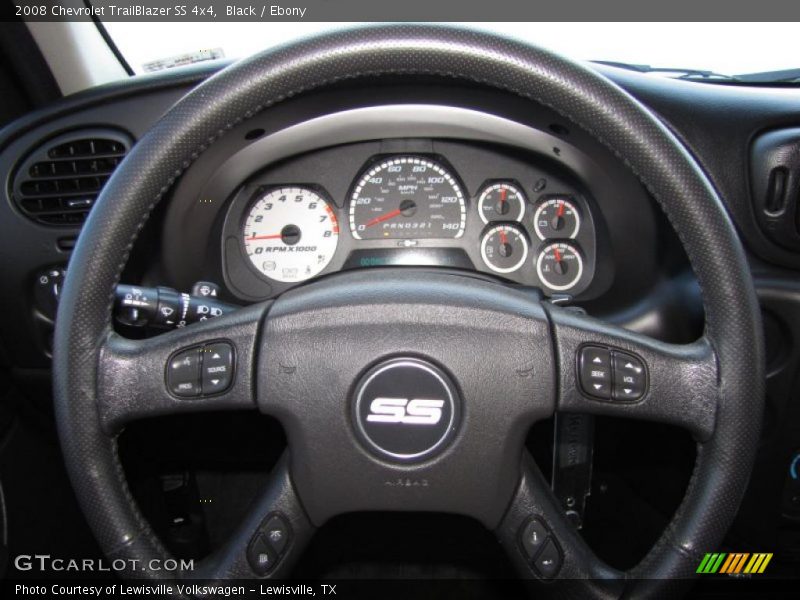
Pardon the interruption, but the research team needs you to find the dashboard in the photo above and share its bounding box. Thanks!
[220,141,599,299]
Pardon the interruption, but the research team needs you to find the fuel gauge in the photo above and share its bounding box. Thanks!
[536,242,584,291]
[481,224,529,274]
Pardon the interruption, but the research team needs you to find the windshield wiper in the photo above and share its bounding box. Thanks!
[592,60,739,81]
[733,68,800,83]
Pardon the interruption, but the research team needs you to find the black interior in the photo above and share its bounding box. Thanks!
[0,25,799,596]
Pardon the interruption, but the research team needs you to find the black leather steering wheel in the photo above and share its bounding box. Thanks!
[53,24,764,598]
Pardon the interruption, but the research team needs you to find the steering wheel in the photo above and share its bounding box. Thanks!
[53,25,764,598]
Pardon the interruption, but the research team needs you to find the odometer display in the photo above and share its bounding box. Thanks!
[349,157,466,240]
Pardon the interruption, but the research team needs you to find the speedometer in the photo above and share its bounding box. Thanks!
[242,187,339,283]
[349,157,466,240]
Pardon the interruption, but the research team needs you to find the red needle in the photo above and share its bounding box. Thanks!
[364,208,402,228]
[247,233,283,241]
[500,188,508,204]
[557,201,565,217]
[499,229,508,245]
[554,247,563,263]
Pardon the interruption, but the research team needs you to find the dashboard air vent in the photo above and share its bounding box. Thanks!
[12,129,132,226]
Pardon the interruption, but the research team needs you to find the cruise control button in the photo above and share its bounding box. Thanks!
[247,533,277,576]
[167,348,201,397]
[534,538,562,578]
[263,514,291,556]
[578,346,611,399]
[612,351,646,401]
[521,518,549,559]
[201,342,233,395]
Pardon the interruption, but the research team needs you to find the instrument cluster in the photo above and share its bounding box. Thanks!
[222,142,601,300]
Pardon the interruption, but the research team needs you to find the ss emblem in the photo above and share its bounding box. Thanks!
[366,398,445,425]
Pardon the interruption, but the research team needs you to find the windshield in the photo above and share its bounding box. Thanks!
[102,22,800,83]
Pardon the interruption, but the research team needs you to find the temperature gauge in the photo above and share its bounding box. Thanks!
[481,224,529,274]
[536,242,584,291]
[533,196,580,239]
[478,182,527,223]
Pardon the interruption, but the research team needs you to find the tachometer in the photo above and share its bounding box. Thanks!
[349,157,466,240]
[242,187,339,283]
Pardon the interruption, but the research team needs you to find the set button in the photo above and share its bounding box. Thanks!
[578,345,647,401]
[166,341,234,398]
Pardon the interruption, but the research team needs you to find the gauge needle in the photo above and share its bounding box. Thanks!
[499,229,508,245]
[247,233,283,241]
[557,202,565,217]
[554,247,563,263]
[364,208,403,228]
[500,188,508,205]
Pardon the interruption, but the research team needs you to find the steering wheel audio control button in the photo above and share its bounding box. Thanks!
[612,351,647,401]
[578,346,648,402]
[166,342,234,398]
[166,348,202,397]
[201,342,234,395]
[578,346,611,399]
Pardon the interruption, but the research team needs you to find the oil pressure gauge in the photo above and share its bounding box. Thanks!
[481,224,529,274]
[536,242,584,291]
[533,196,581,239]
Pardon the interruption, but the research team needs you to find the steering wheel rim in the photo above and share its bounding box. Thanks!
[53,24,763,597]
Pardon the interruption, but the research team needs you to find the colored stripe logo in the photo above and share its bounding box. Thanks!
[697,552,773,574]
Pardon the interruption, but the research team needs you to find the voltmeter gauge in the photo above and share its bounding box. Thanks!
[480,224,529,274]
[533,196,580,239]
[478,182,527,223]
[536,242,584,291]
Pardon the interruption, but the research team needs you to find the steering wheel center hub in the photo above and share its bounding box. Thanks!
[352,357,460,462]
